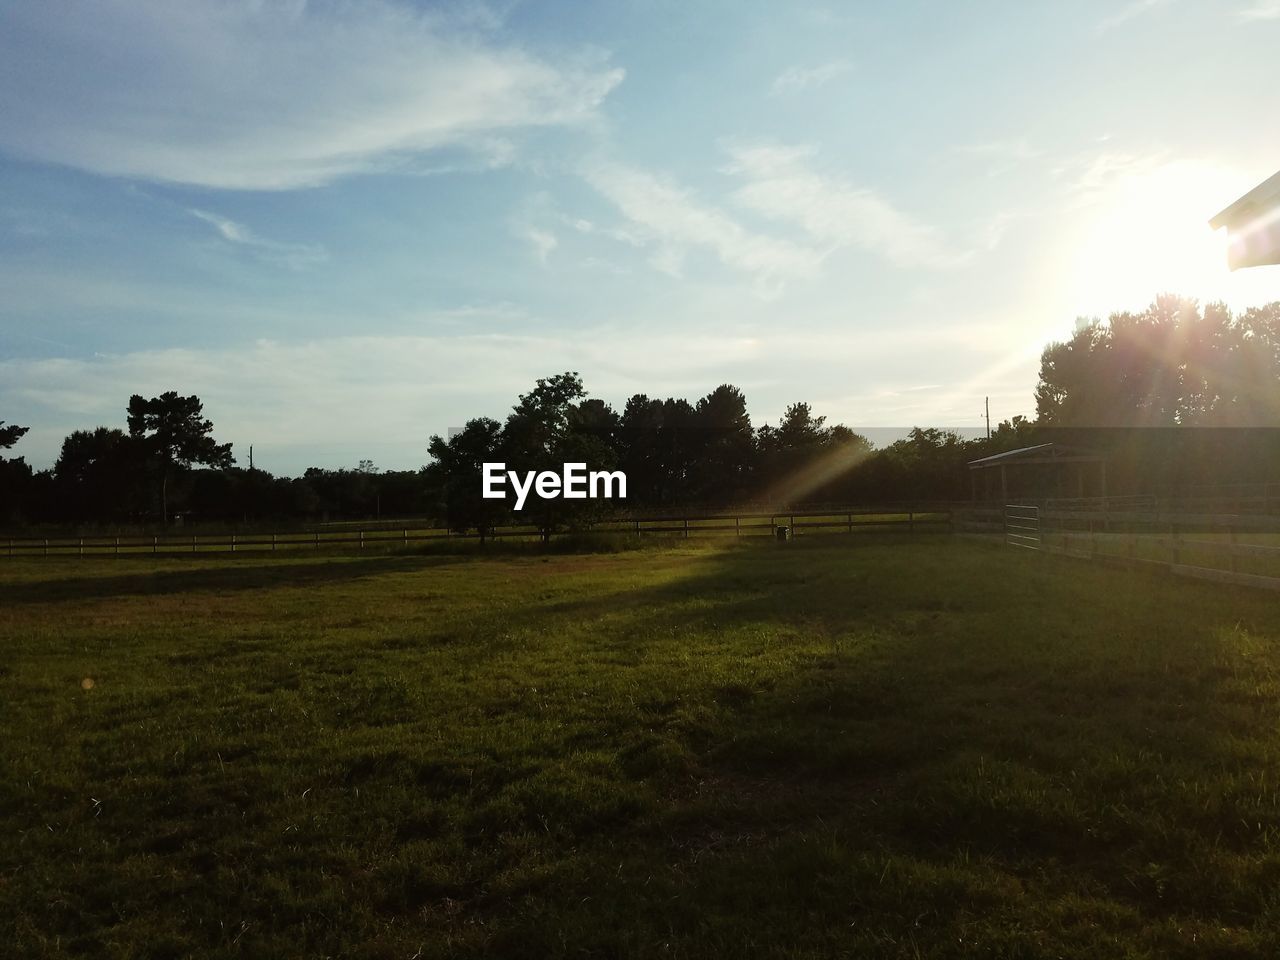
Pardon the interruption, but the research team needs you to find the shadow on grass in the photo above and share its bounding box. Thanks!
[450,538,1280,956]
[0,552,471,606]
[8,536,1280,958]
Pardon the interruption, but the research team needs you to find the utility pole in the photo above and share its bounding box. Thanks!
[249,445,254,471]
[985,397,991,439]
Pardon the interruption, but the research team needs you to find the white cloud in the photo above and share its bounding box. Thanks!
[771,60,852,95]
[1098,0,1173,31]
[523,227,559,263]
[187,209,327,269]
[1055,149,1168,207]
[579,144,965,289]
[723,143,968,269]
[565,216,644,247]
[582,161,827,295]
[1237,0,1280,19]
[1,321,1016,472]
[0,0,623,190]
[954,139,1040,163]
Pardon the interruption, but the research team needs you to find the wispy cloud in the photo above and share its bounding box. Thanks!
[954,139,1040,163]
[771,60,852,94]
[581,144,966,290]
[564,216,645,247]
[520,226,559,264]
[0,0,623,190]
[1097,0,1173,31]
[582,161,827,296]
[723,142,968,269]
[187,209,326,269]
[1237,0,1280,19]
[1055,149,1168,206]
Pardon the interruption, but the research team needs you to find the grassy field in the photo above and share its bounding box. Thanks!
[4,538,1280,958]
[1047,530,1280,580]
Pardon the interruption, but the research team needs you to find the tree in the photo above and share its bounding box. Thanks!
[1035,297,1280,427]
[0,420,33,523]
[127,391,234,524]
[0,421,29,452]
[53,427,145,522]
[486,372,626,537]
[872,428,971,501]
[775,402,827,448]
[757,403,872,505]
[502,372,588,463]
[425,418,506,540]
[690,385,755,503]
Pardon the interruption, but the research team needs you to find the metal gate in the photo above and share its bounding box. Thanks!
[1004,504,1041,550]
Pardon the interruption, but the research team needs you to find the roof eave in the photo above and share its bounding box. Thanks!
[1209,169,1280,230]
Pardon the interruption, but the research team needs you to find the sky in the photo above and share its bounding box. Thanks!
[2,0,1279,475]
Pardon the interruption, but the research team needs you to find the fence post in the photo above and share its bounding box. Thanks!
[736,516,741,538]
[790,515,795,538]
[153,536,158,555]
[847,512,852,535]
[403,528,408,546]
[114,537,119,558]
[683,518,689,539]
[909,510,915,535]
[273,532,277,552]
[79,538,84,558]
[360,530,365,550]
[634,519,640,537]
[44,538,48,557]
[192,535,197,554]
[231,534,237,554]
[315,531,319,549]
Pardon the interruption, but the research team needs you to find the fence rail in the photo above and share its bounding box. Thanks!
[961,504,1280,593]
[1,508,953,558]
[1004,504,1041,550]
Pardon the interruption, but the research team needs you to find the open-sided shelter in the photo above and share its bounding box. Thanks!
[967,443,1107,502]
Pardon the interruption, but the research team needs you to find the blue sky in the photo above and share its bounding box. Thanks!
[2,0,1279,474]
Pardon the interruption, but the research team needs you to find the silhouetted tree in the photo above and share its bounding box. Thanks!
[0,420,33,523]
[54,427,145,522]
[127,392,234,523]
[425,418,506,540]
[757,403,872,505]
[690,384,755,503]
[1,421,29,451]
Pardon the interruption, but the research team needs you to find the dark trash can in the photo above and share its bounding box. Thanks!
[775,525,790,542]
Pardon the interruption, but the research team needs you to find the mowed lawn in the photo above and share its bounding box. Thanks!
[4,539,1280,959]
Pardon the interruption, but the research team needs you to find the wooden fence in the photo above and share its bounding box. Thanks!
[1,507,953,558]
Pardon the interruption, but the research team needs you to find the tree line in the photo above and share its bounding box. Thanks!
[3,296,1278,532]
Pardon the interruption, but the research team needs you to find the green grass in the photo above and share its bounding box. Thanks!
[1048,529,1280,579]
[4,538,1280,958]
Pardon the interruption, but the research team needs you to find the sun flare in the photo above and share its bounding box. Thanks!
[1071,161,1275,317]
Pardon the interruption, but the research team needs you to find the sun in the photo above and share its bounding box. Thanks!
[1070,160,1275,317]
